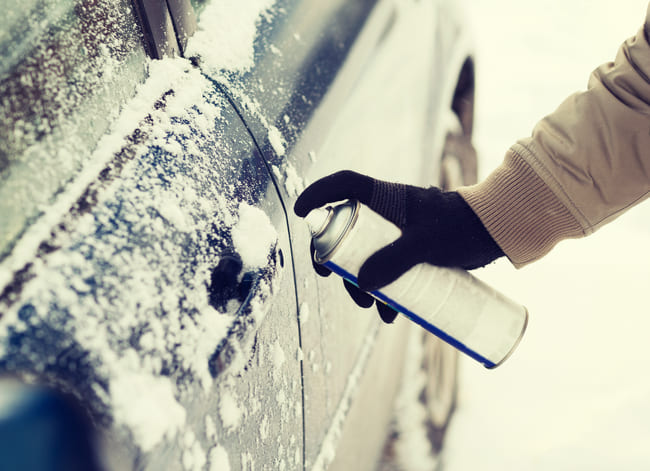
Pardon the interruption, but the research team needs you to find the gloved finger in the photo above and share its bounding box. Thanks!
[310,240,332,277]
[294,170,374,217]
[343,280,375,308]
[357,236,419,292]
[376,302,399,324]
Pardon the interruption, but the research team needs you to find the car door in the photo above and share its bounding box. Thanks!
[291,2,443,468]
[0,1,303,470]
[189,0,440,468]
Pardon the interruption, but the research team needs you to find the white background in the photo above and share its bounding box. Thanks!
[444,1,650,470]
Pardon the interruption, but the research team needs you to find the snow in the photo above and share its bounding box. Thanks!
[219,390,244,432]
[273,162,305,198]
[185,0,277,74]
[0,43,285,463]
[111,370,186,453]
[182,431,207,471]
[0,57,205,290]
[443,1,650,469]
[271,340,287,383]
[268,126,287,156]
[209,445,231,471]
[232,202,278,268]
[205,415,217,441]
[299,302,310,324]
[0,2,301,470]
[283,164,305,197]
[260,415,270,441]
[205,415,231,471]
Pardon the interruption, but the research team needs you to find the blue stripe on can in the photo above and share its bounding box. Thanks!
[323,260,497,369]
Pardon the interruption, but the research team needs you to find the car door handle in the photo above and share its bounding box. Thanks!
[208,253,255,313]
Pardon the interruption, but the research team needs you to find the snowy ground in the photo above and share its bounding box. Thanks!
[443,1,650,469]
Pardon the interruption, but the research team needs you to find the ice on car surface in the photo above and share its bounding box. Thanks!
[0,55,283,458]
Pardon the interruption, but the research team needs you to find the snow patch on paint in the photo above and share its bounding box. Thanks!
[273,162,305,198]
[219,390,244,432]
[260,414,270,441]
[299,302,310,324]
[209,445,231,471]
[0,52,283,461]
[268,126,286,156]
[232,203,278,268]
[272,340,286,383]
[111,369,186,453]
[182,431,207,471]
[283,163,304,197]
[186,0,277,74]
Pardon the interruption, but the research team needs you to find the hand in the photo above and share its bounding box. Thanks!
[294,171,504,321]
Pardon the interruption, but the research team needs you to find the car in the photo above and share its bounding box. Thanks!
[0,0,478,469]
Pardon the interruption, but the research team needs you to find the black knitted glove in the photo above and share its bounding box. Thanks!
[294,170,505,322]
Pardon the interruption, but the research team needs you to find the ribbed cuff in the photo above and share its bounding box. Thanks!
[457,149,584,267]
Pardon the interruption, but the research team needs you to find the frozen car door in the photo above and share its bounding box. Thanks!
[0,1,302,470]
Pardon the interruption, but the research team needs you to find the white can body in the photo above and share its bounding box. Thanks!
[311,201,528,368]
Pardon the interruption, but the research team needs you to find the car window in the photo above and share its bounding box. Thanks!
[0,0,147,261]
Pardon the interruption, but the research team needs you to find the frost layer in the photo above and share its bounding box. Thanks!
[186,0,277,74]
[0,56,280,461]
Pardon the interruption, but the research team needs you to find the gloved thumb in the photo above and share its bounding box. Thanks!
[357,236,418,292]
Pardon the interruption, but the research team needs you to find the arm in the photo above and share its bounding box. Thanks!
[459,6,650,267]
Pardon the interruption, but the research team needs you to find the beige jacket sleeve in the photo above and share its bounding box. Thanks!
[458,5,650,268]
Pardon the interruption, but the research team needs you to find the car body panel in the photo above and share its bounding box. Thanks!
[1,59,302,469]
[0,0,475,469]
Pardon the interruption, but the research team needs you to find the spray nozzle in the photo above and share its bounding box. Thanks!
[305,206,333,237]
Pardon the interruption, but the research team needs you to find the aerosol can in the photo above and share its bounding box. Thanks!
[306,200,528,368]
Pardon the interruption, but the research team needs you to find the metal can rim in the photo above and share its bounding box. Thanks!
[313,200,360,264]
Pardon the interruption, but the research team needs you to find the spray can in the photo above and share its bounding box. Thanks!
[306,200,528,368]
